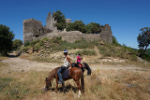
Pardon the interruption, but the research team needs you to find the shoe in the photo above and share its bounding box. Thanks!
[58,80,63,84]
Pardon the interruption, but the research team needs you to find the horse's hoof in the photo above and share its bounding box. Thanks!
[42,88,47,93]
[78,90,81,98]
[55,90,58,93]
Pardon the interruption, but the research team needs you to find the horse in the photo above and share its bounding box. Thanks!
[44,67,84,97]
[71,62,92,75]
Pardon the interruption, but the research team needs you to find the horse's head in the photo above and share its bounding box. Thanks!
[45,77,52,91]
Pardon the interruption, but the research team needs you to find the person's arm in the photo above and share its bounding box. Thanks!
[67,56,72,67]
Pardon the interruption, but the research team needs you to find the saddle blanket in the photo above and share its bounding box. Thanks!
[62,69,70,79]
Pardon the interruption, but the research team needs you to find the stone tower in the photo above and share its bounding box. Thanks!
[23,19,51,43]
[99,24,112,43]
[46,12,57,32]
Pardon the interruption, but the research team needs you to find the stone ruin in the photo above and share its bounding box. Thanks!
[23,12,112,44]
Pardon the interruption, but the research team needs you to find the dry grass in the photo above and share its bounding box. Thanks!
[0,61,150,100]
[82,69,150,100]
[0,57,8,60]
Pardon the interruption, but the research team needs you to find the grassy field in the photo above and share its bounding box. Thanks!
[0,58,150,100]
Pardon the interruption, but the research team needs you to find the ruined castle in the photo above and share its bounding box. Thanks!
[23,12,112,43]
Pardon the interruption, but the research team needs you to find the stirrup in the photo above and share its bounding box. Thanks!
[58,81,63,84]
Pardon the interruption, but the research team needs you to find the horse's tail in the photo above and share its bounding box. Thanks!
[83,62,92,75]
[81,71,84,92]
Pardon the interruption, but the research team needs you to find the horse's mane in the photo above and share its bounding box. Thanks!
[48,67,60,81]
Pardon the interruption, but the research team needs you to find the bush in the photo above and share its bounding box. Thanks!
[112,36,121,46]
[20,46,31,53]
[24,42,30,47]
[41,37,49,42]
[129,55,137,61]
[34,43,41,51]
[30,40,40,46]
[140,54,150,61]
[76,50,96,56]
[12,39,23,50]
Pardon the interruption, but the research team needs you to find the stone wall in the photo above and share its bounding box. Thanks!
[24,21,112,44]
[23,12,112,44]
[32,24,112,44]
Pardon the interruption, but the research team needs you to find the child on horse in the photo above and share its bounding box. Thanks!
[77,53,82,65]
[57,50,72,84]
[77,53,84,71]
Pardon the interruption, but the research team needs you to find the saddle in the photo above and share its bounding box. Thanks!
[78,63,83,68]
[71,63,85,72]
[62,69,70,79]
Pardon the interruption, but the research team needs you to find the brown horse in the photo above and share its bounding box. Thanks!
[45,67,84,97]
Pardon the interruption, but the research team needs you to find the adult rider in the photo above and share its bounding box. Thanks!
[57,50,72,84]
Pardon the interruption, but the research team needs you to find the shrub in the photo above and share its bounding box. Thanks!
[20,46,31,53]
[140,54,150,61]
[24,42,30,47]
[41,37,49,42]
[34,43,41,51]
[112,36,121,46]
[76,50,96,56]
[30,40,40,46]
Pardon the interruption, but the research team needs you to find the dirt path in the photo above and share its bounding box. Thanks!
[1,57,59,72]
[1,56,149,72]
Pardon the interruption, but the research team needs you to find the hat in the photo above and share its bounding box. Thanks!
[64,50,68,53]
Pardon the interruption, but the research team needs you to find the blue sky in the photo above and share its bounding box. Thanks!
[0,0,150,49]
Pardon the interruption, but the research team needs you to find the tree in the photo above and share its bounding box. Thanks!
[66,20,86,33]
[112,36,121,46]
[0,24,15,56]
[13,39,23,50]
[53,10,67,31]
[85,22,102,34]
[137,27,150,54]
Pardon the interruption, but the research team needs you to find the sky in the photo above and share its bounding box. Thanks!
[0,0,150,49]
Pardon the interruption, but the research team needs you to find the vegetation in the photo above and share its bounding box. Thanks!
[12,39,23,50]
[86,22,103,33]
[137,27,150,53]
[112,36,121,46]
[0,24,15,56]
[66,21,103,34]
[53,10,103,34]
[76,50,96,56]
[24,42,30,47]
[0,65,149,100]
[66,20,86,33]
[17,36,140,63]
[53,10,67,31]
[137,27,150,61]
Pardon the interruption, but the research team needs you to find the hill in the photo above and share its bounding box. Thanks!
[17,36,142,64]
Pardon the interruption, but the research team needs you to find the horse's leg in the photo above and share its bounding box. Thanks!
[62,82,65,93]
[55,79,58,92]
[75,80,82,98]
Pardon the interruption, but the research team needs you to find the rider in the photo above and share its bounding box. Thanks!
[77,53,82,65]
[77,53,84,72]
[57,50,72,84]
